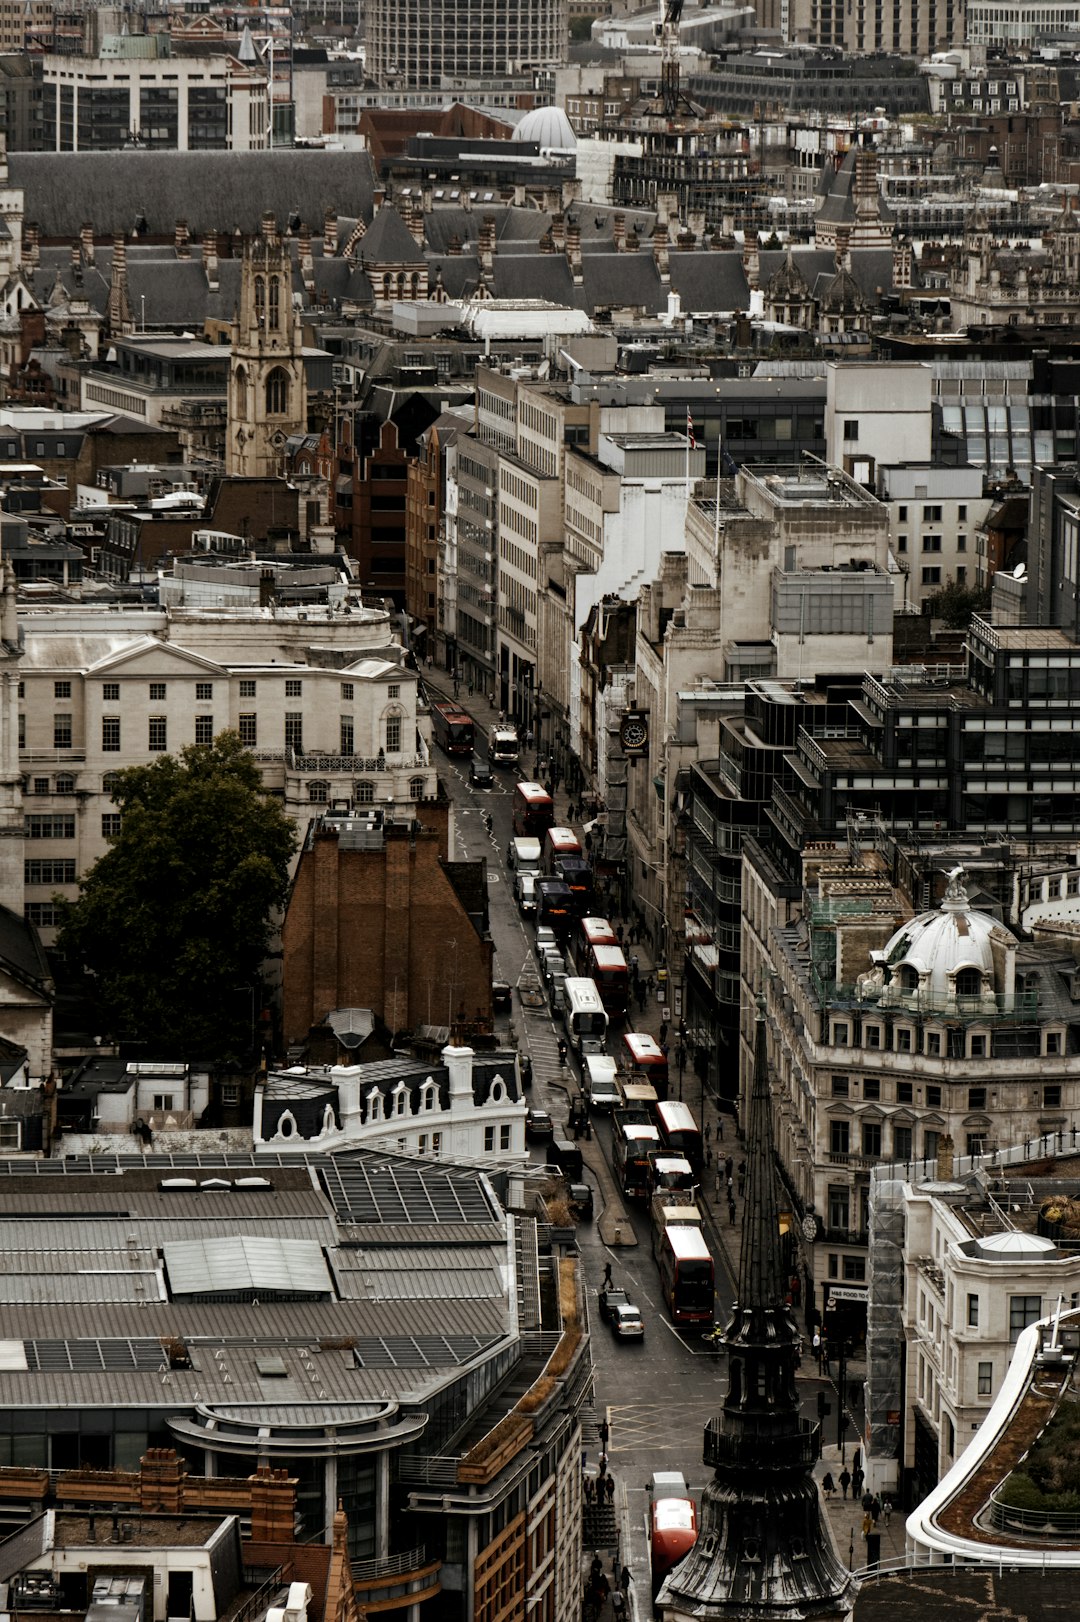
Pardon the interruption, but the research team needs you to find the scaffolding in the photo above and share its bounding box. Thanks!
[866,1170,906,1494]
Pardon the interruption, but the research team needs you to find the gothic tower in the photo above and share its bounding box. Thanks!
[0,556,24,915]
[658,1000,855,1622]
[227,213,308,478]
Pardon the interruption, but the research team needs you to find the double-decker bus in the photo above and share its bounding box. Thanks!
[429,700,474,757]
[649,1474,698,1599]
[535,876,574,939]
[573,916,617,967]
[543,826,582,872]
[650,1193,703,1262]
[623,1031,669,1098]
[613,1120,661,1200]
[553,855,595,918]
[512,781,554,839]
[654,1099,704,1173]
[647,1153,696,1197]
[619,1079,659,1118]
[656,1224,714,1324]
[561,977,608,1055]
[489,724,520,766]
[589,943,628,1017]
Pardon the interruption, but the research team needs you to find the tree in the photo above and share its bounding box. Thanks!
[923,580,992,629]
[56,733,297,1062]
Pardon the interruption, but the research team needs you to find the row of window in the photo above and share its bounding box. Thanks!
[829,1074,1063,1109]
[48,679,395,704]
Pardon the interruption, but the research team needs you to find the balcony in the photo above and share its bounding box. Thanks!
[703,1415,819,1472]
[287,749,428,773]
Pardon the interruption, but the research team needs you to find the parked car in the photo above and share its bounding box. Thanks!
[598,1286,630,1323]
[470,757,493,788]
[492,980,513,1013]
[525,1107,554,1142]
[568,1181,594,1220]
[516,871,538,917]
[610,1300,645,1340]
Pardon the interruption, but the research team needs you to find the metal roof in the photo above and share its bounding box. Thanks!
[162,1236,332,1297]
[333,1244,506,1301]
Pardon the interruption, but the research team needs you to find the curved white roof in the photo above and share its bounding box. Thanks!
[882,866,1014,1001]
[513,105,578,150]
[975,1230,1057,1259]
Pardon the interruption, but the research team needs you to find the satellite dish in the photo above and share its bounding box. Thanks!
[1013,563,1026,578]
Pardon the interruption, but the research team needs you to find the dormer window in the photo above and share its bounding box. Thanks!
[956,966,982,999]
[898,964,919,993]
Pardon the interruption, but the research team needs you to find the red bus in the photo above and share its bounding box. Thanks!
[543,826,582,872]
[512,781,555,838]
[614,1121,661,1200]
[623,1031,669,1099]
[589,943,628,1018]
[654,1099,703,1172]
[657,1224,714,1323]
[574,916,617,962]
[430,700,475,757]
[650,1474,698,1598]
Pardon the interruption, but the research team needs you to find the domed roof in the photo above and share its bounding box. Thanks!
[513,106,577,150]
[975,1230,1057,1261]
[879,866,1015,1007]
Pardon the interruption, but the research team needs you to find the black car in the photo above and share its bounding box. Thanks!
[598,1286,629,1323]
[470,757,493,788]
[492,980,513,1013]
[568,1182,594,1220]
[525,1107,554,1142]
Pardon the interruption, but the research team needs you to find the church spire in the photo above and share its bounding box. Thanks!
[657,996,855,1622]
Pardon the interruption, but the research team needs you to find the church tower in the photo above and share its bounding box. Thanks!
[227,213,308,478]
[658,1000,855,1622]
[0,556,24,915]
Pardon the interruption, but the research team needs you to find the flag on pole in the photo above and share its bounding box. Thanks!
[686,407,697,449]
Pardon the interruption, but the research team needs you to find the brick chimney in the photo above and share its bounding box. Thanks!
[566,215,583,286]
[652,218,670,284]
[249,1467,298,1543]
[742,235,760,288]
[936,1132,954,1180]
[108,233,131,332]
[323,209,338,256]
[70,239,82,284]
[406,197,425,247]
[373,185,385,215]
[204,233,219,293]
[174,219,190,259]
[551,211,566,253]
[22,222,39,272]
[298,223,314,292]
[260,210,278,245]
[612,211,626,252]
[478,214,496,281]
[80,222,95,267]
[139,1448,187,1514]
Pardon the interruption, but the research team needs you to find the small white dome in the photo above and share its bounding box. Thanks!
[975,1231,1057,1260]
[879,866,1014,1010]
[513,106,578,150]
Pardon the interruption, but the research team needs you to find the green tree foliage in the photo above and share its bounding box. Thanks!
[922,580,992,628]
[56,733,297,1061]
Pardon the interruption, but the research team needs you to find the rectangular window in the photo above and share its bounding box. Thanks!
[893,1124,912,1161]
[102,814,122,839]
[978,1361,992,1395]
[1045,1083,1063,1108]
[922,504,942,521]
[285,678,303,697]
[239,679,256,698]
[898,505,908,520]
[54,680,71,699]
[843,1256,866,1281]
[153,1094,174,1112]
[25,859,76,884]
[18,715,24,749]
[830,1119,850,1155]
[149,682,166,701]
[340,717,354,755]
[922,535,942,552]
[831,1075,849,1097]
[1009,1295,1041,1341]
[148,716,167,752]
[386,715,402,752]
[864,1025,881,1049]
[926,1085,942,1107]
[500,1124,511,1151]
[196,682,213,701]
[921,566,941,586]
[843,419,859,440]
[968,1087,986,1110]
[484,1125,495,1152]
[25,815,76,838]
[194,715,214,745]
[925,1033,941,1056]
[285,713,303,753]
[863,1077,880,1100]
[238,713,257,747]
[967,1293,979,1327]
[341,683,354,701]
[828,1185,850,1230]
[53,714,72,750]
[102,716,120,752]
[388,684,401,699]
[24,903,57,928]
[102,681,120,702]
[924,1129,940,1162]
[895,1029,912,1053]
[221,1082,241,1107]
[969,1034,986,1058]
[0,1119,20,1149]
[1045,1036,1062,1059]
[862,1121,882,1157]
[832,1022,849,1046]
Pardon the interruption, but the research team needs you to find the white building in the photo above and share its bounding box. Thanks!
[825,361,933,486]
[17,601,436,939]
[877,463,990,610]
[42,48,268,152]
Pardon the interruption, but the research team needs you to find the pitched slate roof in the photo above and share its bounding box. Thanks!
[0,905,52,997]
[11,150,378,241]
[358,206,426,266]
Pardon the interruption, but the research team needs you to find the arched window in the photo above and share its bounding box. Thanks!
[307,780,329,803]
[355,780,375,804]
[382,273,392,300]
[423,1081,438,1112]
[367,1089,382,1122]
[898,964,920,993]
[268,275,281,330]
[254,275,265,325]
[385,711,402,753]
[55,775,75,794]
[396,272,406,299]
[410,272,420,298]
[265,367,289,416]
[956,966,982,998]
[409,775,425,801]
[102,771,121,795]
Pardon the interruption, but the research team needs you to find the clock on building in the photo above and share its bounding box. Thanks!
[619,710,649,756]
[801,1213,820,1244]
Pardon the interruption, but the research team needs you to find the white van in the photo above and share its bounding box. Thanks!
[509,836,542,873]
[583,1052,621,1111]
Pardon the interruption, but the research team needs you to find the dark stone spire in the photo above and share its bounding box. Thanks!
[657,997,855,1622]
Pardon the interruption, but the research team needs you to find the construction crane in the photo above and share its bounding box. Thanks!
[659,0,684,118]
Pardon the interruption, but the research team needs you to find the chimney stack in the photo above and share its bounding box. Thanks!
[80,222,95,266]
[323,210,337,255]
[174,219,190,259]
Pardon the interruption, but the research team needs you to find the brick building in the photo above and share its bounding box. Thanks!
[352,417,409,604]
[281,815,493,1045]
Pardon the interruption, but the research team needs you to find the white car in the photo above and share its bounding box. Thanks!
[516,871,538,916]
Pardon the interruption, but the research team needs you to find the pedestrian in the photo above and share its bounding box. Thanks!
[584,831,593,856]
[728,1196,737,1226]
[852,1447,861,1473]
[615,923,625,945]
[606,1473,615,1503]
[603,1261,613,1288]
[705,1144,712,1169]
[812,1330,822,1372]
[704,1123,712,1146]
[861,1491,873,1515]
[851,1466,863,1500]
[821,1471,835,1500]
[838,1467,851,1500]
[637,983,647,1013]
[599,1418,610,1450]
[567,800,576,822]
[659,1020,668,1045]
[584,1475,594,1503]
[871,1494,881,1525]
[591,1554,603,1581]
[882,1496,892,1527]
[737,1160,746,1197]
[717,1115,724,1141]
[714,1169,722,1202]
[620,1565,631,1594]
[725,1155,734,1180]
[598,1451,608,1476]
[861,1512,872,1542]
[727,1175,734,1199]
[611,1591,625,1621]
